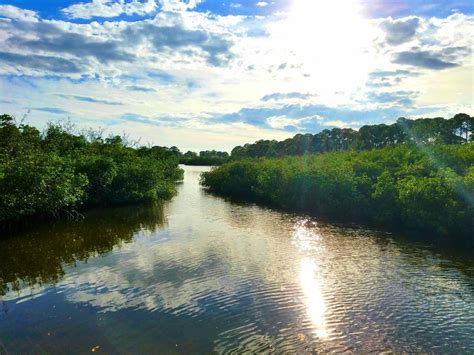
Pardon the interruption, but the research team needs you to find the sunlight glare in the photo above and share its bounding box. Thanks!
[300,257,328,339]
[292,219,321,252]
[278,0,374,92]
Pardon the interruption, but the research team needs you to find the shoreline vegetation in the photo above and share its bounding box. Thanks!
[2,112,473,246]
[201,114,474,246]
[0,114,183,232]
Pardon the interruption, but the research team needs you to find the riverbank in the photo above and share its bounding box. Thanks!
[0,114,183,231]
[201,144,474,246]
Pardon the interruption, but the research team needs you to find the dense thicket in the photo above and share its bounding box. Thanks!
[202,144,474,245]
[231,114,473,159]
[0,114,183,228]
[179,150,229,165]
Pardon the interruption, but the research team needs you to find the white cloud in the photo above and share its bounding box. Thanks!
[256,1,269,7]
[0,9,236,78]
[380,16,420,45]
[266,115,298,129]
[0,2,472,150]
[62,0,158,19]
[0,5,38,22]
[159,0,203,12]
[322,120,361,129]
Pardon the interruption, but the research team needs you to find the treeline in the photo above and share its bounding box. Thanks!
[179,150,229,165]
[153,146,229,165]
[0,114,183,229]
[231,114,473,159]
[201,144,474,245]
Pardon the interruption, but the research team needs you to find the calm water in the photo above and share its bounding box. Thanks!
[0,165,473,353]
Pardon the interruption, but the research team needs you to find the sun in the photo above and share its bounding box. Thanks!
[273,0,375,94]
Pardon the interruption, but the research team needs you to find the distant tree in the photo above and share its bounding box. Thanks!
[230,114,473,160]
[178,149,229,165]
[452,113,473,143]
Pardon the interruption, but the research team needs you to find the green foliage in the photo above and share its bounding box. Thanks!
[179,150,229,165]
[142,145,229,166]
[229,114,473,159]
[0,115,183,227]
[202,144,474,244]
[0,152,87,221]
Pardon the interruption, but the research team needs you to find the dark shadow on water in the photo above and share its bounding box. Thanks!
[0,203,166,296]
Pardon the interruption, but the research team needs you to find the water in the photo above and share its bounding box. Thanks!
[0,165,473,353]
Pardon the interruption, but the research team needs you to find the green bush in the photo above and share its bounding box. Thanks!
[0,114,183,227]
[0,152,87,221]
[201,144,474,244]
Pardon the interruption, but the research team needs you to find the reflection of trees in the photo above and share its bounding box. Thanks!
[0,203,166,296]
[371,230,474,282]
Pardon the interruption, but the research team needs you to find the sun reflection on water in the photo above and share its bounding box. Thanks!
[292,219,328,339]
[292,219,322,252]
[299,257,328,339]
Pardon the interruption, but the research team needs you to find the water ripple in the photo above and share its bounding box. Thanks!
[0,166,473,353]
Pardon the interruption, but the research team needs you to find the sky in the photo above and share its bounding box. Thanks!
[0,0,472,151]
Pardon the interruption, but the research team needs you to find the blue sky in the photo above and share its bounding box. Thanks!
[4,0,474,18]
[0,0,472,150]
